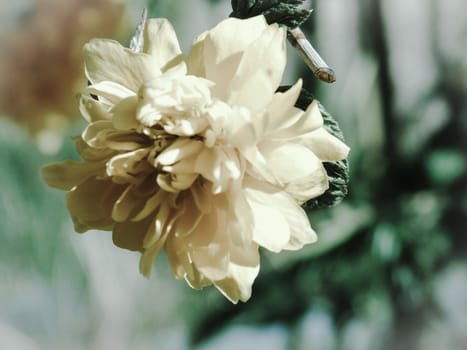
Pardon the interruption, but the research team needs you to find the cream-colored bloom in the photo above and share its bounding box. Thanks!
[42,15,349,303]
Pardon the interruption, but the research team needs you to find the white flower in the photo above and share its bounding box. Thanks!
[42,15,349,303]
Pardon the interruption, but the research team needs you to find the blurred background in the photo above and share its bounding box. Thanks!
[0,0,466,349]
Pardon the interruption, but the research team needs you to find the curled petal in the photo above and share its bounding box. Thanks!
[83,121,149,151]
[82,120,112,147]
[156,138,204,167]
[214,263,260,304]
[143,203,170,249]
[79,94,112,123]
[140,235,168,277]
[156,172,198,192]
[112,184,152,223]
[140,194,197,277]
[300,128,351,162]
[106,148,151,182]
[139,204,177,277]
[132,189,169,222]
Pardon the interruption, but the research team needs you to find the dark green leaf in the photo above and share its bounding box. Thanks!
[230,0,311,28]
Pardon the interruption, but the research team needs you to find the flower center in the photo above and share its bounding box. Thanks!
[125,73,247,194]
[136,74,214,136]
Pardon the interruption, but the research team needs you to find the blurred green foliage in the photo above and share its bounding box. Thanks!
[0,119,81,279]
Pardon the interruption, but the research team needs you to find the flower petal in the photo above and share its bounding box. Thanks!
[41,160,104,190]
[156,138,204,168]
[112,96,139,130]
[261,80,303,136]
[186,31,208,77]
[214,263,260,303]
[259,142,329,202]
[244,178,317,252]
[112,184,151,222]
[300,128,351,162]
[66,178,126,232]
[270,100,324,141]
[143,18,185,72]
[139,203,175,276]
[165,234,212,289]
[183,211,218,247]
[245,186,290,252]
[172,195,204,237]
[83,121,149,151]
[190,181,213,214]
[194,147,242,194]
[82,120,112,147]
[188,212,230,280]
[85,81,135,105]
[107,148,152,183]
[113,214,153,251]
[132,190,162,221]
[79,94,112,123]
[74,137,116,162]
[84,39,161,92]
[191,242,230,281]
[201,16,286,111]
[225,23,286,111]
[187,15,267,78]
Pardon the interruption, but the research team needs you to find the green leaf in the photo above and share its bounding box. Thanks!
[230,0,311,29]
[278,86,350,209]
[307,158,349,209]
